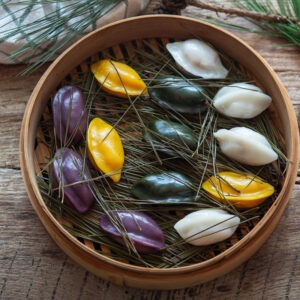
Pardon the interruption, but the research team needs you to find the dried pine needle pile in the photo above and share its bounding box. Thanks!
[36,37,287,268]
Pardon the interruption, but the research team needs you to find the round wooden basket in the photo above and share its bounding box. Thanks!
[20,15,299,290]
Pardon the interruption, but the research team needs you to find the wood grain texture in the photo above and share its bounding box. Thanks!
[1,2,300,299]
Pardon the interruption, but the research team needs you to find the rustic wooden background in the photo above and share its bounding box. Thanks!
[1,1,299,299]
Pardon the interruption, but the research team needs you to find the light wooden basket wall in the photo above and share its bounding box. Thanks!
[19,15,299,290]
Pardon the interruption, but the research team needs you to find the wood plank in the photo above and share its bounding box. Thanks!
[0,64,48,169]
[0,65,46,118]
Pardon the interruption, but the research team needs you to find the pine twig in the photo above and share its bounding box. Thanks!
[186,0,300,26]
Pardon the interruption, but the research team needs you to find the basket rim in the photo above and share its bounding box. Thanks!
[19,14,300,276]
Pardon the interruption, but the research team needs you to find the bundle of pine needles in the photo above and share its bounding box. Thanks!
[0,0,126,74]
[36,37,287,268]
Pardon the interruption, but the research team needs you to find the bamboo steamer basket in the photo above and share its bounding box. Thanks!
[20,15,299,289]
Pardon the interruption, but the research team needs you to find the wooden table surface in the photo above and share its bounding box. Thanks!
[1,3,300,300]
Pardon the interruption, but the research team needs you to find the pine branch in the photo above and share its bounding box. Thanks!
[161,0,300,47]
[186,0,300,25]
